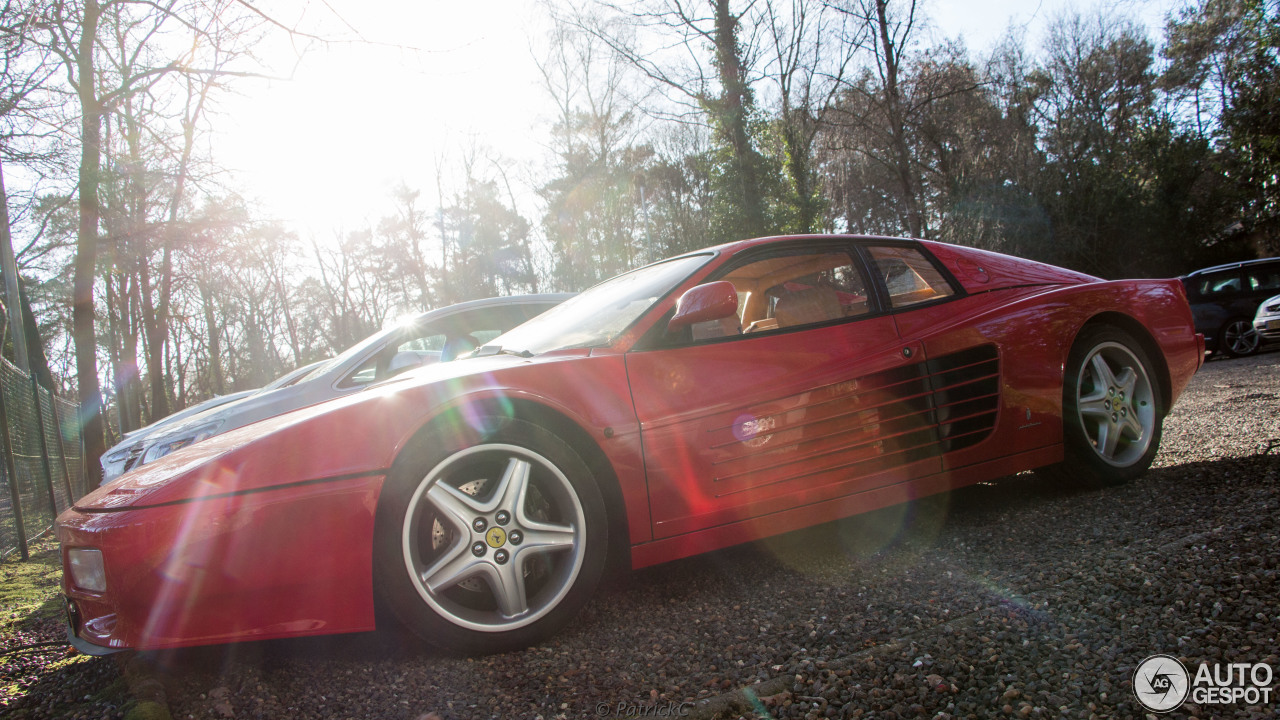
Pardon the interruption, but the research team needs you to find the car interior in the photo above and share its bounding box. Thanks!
[682,246,953,342]
[719,251,869,337]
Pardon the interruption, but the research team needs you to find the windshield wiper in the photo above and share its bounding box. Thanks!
[475,345,534,358]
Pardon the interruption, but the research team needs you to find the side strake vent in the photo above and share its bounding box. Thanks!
[927,344,1000,454]
[708,344,1000,496]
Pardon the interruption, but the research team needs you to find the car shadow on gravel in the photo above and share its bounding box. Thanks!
[609,451,1274,601]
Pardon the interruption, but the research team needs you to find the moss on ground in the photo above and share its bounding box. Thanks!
[0,538,64,635]
[1,537,135,718]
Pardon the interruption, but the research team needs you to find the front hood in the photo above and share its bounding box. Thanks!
[75,351,588,511]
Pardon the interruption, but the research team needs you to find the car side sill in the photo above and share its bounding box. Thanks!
[629,444,1063,569]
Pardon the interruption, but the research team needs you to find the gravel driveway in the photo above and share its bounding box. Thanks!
[9,351,1280,720]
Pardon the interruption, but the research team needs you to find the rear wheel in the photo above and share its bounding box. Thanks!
[1220,318,1261,357]
[1054,326,1164,486]
[374,417,606,654]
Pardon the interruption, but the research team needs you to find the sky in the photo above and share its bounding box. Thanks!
[210,0,1184,241]
[213,1,554,239]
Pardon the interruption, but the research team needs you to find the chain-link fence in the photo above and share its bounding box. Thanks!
[0,357,83,561]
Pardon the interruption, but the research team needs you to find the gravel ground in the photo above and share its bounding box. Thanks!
[4,350,1279,720]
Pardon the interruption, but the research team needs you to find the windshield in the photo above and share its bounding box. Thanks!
[488,254,712,355]
[261,360,328,391]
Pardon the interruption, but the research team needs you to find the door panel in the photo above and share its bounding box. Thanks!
[628,316,942,539]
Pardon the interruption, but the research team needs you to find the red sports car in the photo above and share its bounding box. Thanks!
[57,235,1204,655]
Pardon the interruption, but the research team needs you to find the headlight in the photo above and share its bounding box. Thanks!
[103,448,132,464]
[139,421,223,466]
[68,548,106,592]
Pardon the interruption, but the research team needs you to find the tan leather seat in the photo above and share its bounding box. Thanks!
[773,287,842,328]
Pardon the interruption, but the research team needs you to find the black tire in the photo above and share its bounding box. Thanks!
[374,416,607,654]
[1053,326,1164,487]
[1220,317,1261,357]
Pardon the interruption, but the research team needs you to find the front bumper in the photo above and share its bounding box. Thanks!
[64,595,123,656]
[1255,318,1280,341]
[58,473,385,652]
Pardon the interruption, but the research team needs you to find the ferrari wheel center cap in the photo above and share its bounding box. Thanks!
[485,527,507,548]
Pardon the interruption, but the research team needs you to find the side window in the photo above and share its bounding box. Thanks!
[716,248,871,336]
[344,332,446,387]
[865,246,956,308]
[397,333,445,354]
[337,304,549,388]
[346,358,378,386]
[1246,266,1280,292]
[1199,271,1242,296]
[393,332,446,366]
[471,329,504,345]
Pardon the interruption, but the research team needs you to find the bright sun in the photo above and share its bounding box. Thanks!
[212,0,553,240]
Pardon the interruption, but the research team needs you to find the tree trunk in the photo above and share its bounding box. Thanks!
[104,276,131,436]
[123,277,144,426]
[18,286,56,392]
[275,272,302,364]
[712,0,766,237]
[147,78,211,417]
[874,0,924,237]
[138,257,171,421]
[72,0,106,484]
[198,280,225,395]
[782,116,818,233]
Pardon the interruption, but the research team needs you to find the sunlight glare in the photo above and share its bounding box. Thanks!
[213,1,553,240]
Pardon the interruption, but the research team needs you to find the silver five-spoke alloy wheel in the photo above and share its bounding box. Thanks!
[402,444,586,633]
[1075,341,1157,467]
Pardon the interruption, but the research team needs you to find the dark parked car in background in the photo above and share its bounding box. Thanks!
[1180,257,1280,357]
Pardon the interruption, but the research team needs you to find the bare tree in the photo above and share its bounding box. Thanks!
[759,0,864,232]
[26,0,303,476]
[822,0,930,236]
[376,183,438,315]
[571,0,772,240]
[1,0,66,384]
[536,16,648,287]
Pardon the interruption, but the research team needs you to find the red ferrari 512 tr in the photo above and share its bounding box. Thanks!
[57,235,1204,655]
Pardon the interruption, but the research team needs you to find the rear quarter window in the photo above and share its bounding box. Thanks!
[865,246,957,309]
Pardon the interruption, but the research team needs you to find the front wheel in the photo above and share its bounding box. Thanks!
[374,417,607,654]
[1056,327,1164,486]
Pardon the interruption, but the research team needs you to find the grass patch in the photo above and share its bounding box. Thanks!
[0,537,64,635]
